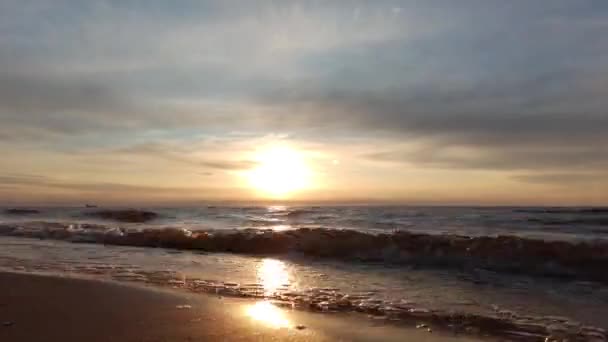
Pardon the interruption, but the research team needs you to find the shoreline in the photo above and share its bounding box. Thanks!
[2,232,607,341]
[0,271,480,342]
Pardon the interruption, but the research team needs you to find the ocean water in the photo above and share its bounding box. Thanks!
[1,205,607,341]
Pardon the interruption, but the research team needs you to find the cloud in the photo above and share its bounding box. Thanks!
[262,65,608,174]
[0,71,128,114]
[512,173,607,185]
[0,68,262,142]
[0,0,418,143]
[365,140,608,172]
[3,1,605,149]
[199,160,255,170]
[1,1,608,202]
[0,173,217,195]
[109,142,255,170]
[0,174,52,186]
[251,0,608,162]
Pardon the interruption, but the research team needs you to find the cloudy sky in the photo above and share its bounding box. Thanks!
[1,0,607,205]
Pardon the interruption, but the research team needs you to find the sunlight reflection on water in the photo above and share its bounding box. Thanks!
[258,258,290,296]
[269,224,292,231]
[267,205,287,212]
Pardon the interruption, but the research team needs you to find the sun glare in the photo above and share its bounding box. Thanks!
[246,145,311,197]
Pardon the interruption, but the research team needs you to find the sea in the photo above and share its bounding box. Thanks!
[1,205,607,341]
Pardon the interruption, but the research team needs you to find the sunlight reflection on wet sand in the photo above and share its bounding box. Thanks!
[245,258,295,328]
[245,300,292,328]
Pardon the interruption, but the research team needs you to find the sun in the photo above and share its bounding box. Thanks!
[246,145,311,198]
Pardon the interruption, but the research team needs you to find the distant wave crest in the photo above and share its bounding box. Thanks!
[515,208,608,214]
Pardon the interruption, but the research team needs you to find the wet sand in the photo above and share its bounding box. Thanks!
[0,272,481,342]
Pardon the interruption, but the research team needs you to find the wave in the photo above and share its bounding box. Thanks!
[527,217,608,226]
[284,209,315,218]
[1,222,608,284]
[244,209,319,225]
[241,216,286,228]
[84,209,159,223]
[4,208,40,215]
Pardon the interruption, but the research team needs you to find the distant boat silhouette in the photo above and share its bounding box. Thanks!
[85,204,98,208]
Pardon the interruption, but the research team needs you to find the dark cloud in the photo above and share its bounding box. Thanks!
[259,66,608,174]
[0,68,273,144]
[263,65,608,141]
[252,0,608,169]
[0,71,128,114]
[0,70,143,142]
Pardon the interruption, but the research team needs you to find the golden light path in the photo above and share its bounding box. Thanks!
[246,145,312,198]
[245,258,293,328]
[258,258,290,296]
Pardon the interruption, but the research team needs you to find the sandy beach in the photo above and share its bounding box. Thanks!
[0,272,481,342]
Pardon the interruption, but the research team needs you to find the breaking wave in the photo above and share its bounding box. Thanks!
[1,222,608,283]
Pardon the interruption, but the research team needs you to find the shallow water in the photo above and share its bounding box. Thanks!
[1,205,607,341]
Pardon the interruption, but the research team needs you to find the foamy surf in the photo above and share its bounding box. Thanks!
[0,234,607,341]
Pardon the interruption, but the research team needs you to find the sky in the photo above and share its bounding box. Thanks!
[1,0,607,206]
